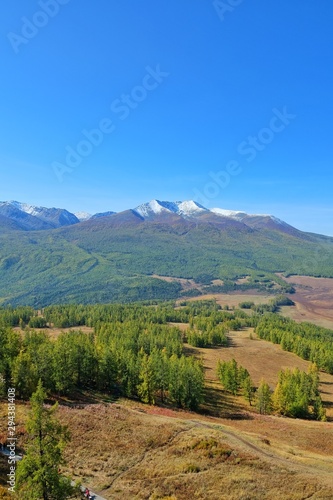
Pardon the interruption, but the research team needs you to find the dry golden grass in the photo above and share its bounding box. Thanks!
[56,403,333,498]
[178,293,273,308]
[278,274,333,329]
[1,387,332,499]
[13,325,94,339]
[1,394,332,499]
[2,287,333,498]
[152,275,204,293]
[189,328,333,419]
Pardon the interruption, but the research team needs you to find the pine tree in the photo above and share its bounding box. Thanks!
[150,348,169,403]
[168,355,183,407]
[12,350,38,399]
[242,375,254,406]
[217,359,239,395]
[16,380,75,499]
[256,379,272,415]
[137,351,156,404]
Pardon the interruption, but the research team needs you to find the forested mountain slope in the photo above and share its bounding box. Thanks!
[1,201,333,306]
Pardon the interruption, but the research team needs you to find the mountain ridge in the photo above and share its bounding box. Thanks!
[0,198,301,235]
[0,201,79,230]
[1,198,333,307]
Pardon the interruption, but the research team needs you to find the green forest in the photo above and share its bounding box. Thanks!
[255,314,333,373]
[217,359,326,420]
[1,214,333,306]
[0,300,332,421]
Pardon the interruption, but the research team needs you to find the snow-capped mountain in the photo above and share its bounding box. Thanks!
[74,211,117,221]
[210,207,289,227]
[75,211,92,222]
[91,211,116,219]
[132,199,289,226]
[210,208,248,219]
[0,201,79,230]
[126,199,299,236]
[6,201,79,225]
[134,199,208,219]
[0,198,295,235]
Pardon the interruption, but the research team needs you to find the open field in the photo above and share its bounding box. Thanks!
[1,399,332,500]
[152,274,205,293]
[187,327,333,420]
[177,293,273,308]
[62,402,333,499]
[188,329,333,418]
[13,325,94,339]
[177,275,333,330]
[277,275,333,329]
[1,325,333,499]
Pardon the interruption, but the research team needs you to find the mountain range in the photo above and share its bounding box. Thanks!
[0,199,298,235]
[0,201,79,231]
[1,199,333,307]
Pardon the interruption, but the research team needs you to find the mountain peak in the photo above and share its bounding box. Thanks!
[0,198,294,234]
[133,199,208,219]
[133,199,173,218]
[176,200,207,216]
[0,200,79,230]
[211,208,247,219]
[75,211,92,221]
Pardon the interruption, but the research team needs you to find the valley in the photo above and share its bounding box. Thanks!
[1,294,333,499]
[1,200,333,498]
[1,328,332,499]
[3,1,332,497]
[1,199,333,307]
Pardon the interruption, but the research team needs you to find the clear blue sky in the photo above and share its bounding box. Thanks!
[1,0,332,234]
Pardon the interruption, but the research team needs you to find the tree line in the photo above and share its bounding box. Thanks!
[217,359,326,420]
[1,301,331,418]
[0,314,205,410]
[255,314,333,373]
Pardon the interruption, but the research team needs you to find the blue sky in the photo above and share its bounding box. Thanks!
[1,0,332,234]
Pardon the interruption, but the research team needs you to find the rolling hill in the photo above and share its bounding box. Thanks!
[1,199,333,306]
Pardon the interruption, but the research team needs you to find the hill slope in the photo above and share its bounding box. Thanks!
[1,200,333,306]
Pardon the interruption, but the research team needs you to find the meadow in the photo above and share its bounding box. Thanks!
[0,290,333,499]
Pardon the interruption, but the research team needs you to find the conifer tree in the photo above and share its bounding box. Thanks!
[16,380,75,499]
[242,375,254,405]
[137,351,156,404]
[256,379,272,415]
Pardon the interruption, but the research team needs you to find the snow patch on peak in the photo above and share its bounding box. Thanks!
[211,208,247,220]
[75,211,92,221]
[134,199,208,219]
[1,200,79,227]
[211,207,288,225]
[134,200,174,218]
[269,215,288,226]
[176,200,207,216]
[8,200,41,216]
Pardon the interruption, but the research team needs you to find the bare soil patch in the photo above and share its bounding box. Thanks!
[152,274,203,292]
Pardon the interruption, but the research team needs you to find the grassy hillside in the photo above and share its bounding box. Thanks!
[2,401,332,500]
[1,318,333,498]
[1,299,333,498]
[1,217,333,306]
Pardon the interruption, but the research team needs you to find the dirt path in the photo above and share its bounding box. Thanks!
[126,407,333,488]
[187,419,333,485]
